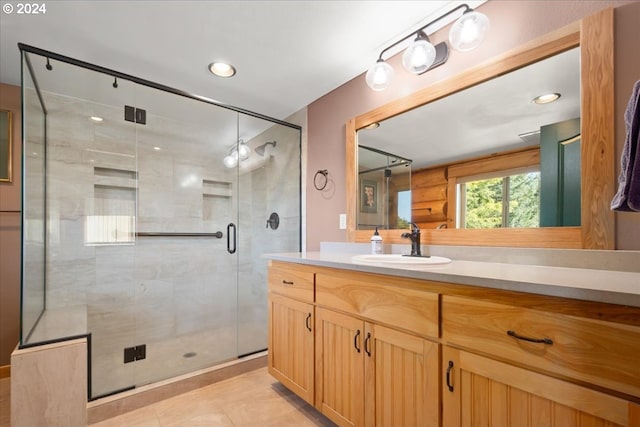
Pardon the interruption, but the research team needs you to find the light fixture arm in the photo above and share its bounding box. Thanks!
[376,3,472,61]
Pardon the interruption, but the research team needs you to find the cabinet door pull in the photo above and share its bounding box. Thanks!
[282,280,294,285]
[364,332,371,357]
[507,330,553,345]
[446,361,454,392]
[305,313,312,332]
[354,329,361,353]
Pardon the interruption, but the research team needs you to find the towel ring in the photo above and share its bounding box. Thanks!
[314,170,328,191]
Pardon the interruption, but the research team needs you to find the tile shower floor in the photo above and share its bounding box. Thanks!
[0,368,336,427]
[91,327,240,397]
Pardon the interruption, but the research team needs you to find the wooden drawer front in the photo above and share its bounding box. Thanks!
[316,272,439,339]
[268,265,314,302]
[442,295,640,397]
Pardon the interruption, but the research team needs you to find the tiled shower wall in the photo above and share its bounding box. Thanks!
[24,88,299,396]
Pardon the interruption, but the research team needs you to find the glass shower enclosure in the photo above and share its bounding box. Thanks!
[19,44,301,399]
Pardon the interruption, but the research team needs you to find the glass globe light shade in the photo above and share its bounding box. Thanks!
[223,150,238,168]
[402,36,436,74]
[365,60,394,91]
[449,10,490,52]
[237,141,250,160]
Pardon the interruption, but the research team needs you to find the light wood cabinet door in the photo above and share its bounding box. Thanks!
[268,294,314,405]
[315,307,440,427]
[442,346,640,427]
[315,307,365,427]
[364,323,439,427]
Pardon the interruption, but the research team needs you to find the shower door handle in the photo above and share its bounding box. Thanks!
[227,223,236,254]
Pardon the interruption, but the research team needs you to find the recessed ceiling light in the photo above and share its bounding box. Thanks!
[90,116,104,122]
[532,93,561,104]
[208,62,236,78]
[153,146,161,151]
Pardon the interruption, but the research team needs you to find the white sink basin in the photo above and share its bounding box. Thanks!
[351,254,452,266]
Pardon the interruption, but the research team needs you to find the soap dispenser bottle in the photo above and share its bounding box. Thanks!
[371,227,383,254]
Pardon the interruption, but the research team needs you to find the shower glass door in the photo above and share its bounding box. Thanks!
[129,84,240,389]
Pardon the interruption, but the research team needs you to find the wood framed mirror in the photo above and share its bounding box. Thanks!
[346,9,614,249]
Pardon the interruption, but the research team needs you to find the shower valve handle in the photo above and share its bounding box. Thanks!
[266,212,280,230]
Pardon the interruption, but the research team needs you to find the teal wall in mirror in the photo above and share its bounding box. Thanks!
[540,118,581,226]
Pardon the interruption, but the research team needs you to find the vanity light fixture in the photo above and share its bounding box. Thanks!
[223,139,250,168]
[208,61,237,78]
[532,93,561,104]
[363,122,380,130]
[365,3,490,91]
[402,31,437,75]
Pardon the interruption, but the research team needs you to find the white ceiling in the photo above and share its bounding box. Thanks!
[0,0,484,121]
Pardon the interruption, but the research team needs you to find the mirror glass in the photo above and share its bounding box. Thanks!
[357,145,411,230]
[356,47,580,230]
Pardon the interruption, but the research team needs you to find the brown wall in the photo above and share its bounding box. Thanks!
[0,83,22,366]
[306,0,640,250]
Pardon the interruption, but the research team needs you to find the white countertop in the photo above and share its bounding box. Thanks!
[264,251,640,308]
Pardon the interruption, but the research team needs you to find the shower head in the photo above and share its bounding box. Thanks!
[255,140,277,156]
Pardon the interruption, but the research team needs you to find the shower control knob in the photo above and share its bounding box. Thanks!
[266,212,280,230]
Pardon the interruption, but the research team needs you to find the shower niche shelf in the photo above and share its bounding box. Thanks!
[202,179,232,198]
[91,167,137,245]
[89,184,136,245]
[93,166,138,189]
[202,179,231,222]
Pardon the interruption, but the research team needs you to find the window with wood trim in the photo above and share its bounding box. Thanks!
[446,147,540,229]
[457,165,540,229]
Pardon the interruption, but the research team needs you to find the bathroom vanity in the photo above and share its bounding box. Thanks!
[266,252,640,427]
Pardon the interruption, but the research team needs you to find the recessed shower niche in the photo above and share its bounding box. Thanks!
[89,167,137,245]
[19,44,301,399]
[203,179,232,223]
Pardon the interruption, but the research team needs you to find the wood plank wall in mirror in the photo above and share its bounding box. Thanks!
[346,9,614,249]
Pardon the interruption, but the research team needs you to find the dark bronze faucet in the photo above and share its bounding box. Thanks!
[401,222,422,256]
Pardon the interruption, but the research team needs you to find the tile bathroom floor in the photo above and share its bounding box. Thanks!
[0,368,336,427]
